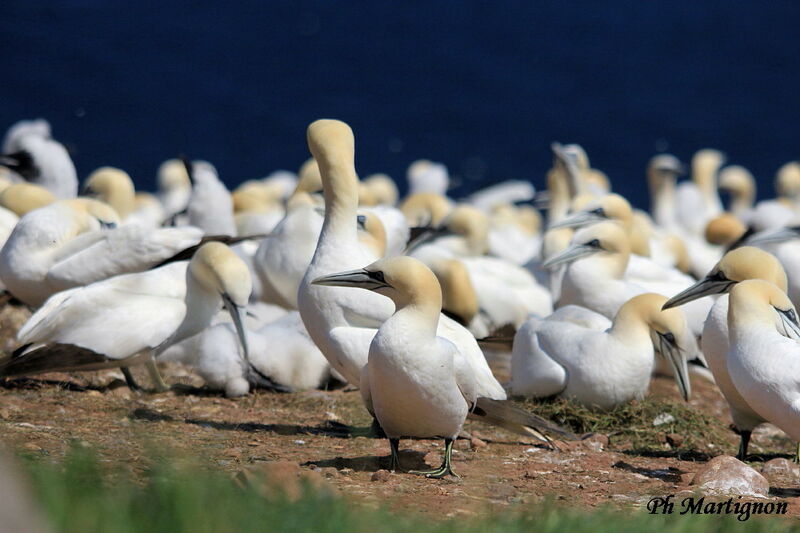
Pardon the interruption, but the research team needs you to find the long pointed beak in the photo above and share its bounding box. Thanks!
[779,309,800,340]
[312,269,380,290]
[222,293,249,362]
[404,226,454,254]
[542,243,599,269]
[744,227,800,246]
[662,277,735,309]
[659,335,691,402]
[549,210,606,230]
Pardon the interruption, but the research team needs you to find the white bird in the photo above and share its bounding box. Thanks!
[726,279,800,461]
[185,160,237,236]
[675,148,725,236]
[510,293,692,409]
[297,119,504,402]
[544,221,712,337]
[2,118,51,155]
[406,159,449,196]
[313,256,573,477]
[0,199,203,307]
[743,227,800,307]
[0,242,252,391]
[157,159,192,222]
[160,310,330,397]
[0,133,77,199]
[662,246,788,458]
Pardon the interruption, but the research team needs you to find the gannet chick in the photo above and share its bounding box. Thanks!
[662,247,787,458]
[314,257,571,477]
[82,167,136,220]
[727,280,800,461]
[0,134,77,199]
[1,242,252,391]
[511,293,692,408]
[0,199,203,306]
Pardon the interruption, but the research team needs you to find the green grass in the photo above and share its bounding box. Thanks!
[16,447,800,533]
[517,396,731,452]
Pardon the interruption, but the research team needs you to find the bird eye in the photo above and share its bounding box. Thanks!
[662,332,676,344]
[590,208,605,217]
[707,270,729,282]
[585,239,601,248]
[99,219,117,229]
[356,215,367,229]
[370,270,386,283]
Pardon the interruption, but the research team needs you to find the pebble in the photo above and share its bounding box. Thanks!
[690,455,769,497]
[761,458,800,484]
[665,433,684,447]
[371,469,391,482]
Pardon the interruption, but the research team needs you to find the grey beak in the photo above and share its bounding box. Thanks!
[404,226,455,254]
[778,308,800,340]
[744,227,800,246]
[312,269,388,291]
[658,333,691,402]
[222,293,249,363]
[662,277,735,310]
[549,209,606,230]
[542,243,600,269]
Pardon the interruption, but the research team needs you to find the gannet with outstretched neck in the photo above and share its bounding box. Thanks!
[662,246,788,458]
[297,120,504,402]
[314,256,573,478]
[0,242,252,391]
[726,280,800,461]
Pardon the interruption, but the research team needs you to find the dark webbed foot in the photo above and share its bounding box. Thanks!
[408,438,459,479]
[736,430,751,461]
[389,438,401,472]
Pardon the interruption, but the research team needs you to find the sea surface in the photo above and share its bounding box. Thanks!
[2,1,799,208]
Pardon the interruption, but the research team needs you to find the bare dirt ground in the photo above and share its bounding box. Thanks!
[2,365,800,519]
[1,304,800,519]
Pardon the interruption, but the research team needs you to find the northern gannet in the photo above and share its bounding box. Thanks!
[675,149,725,235]
[0,242,252,391]
[511,293,692,408]
[313,256,572,477]
[0,199,203,306]
[157,159,192,222]
[662,246,788,458]
[0,133,77,199]
[185,160,237,236]
[727,279,800,461]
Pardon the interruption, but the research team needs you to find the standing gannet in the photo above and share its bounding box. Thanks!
[647,154,684,232]
[675,149,725,235]
[511,293,692,408]
[297,120,504,403]
[185,160,237,236]
[0,133,77,199]
[0,199,203,306]
[313,256,572,477]
[0,242,252,391]
[544,221,711,336]
[157,159,192,222]
[663,247,787,458]
[727,279,800,461]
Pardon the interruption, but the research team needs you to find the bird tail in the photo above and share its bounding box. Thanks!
[0,344,115,377]
[469,397,577,446]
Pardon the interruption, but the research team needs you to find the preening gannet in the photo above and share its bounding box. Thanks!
[511,293,692,408]
[727,280,800,460]
[313,256,573,478]
[0,133,77,199]
[0,199,203,306]
[0,242,252,391]
[662,246,788,458]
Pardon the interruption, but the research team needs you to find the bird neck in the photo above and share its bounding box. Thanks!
[391,299,441,339]
[729,186,755,216]
[609,304,652,345]
[168,272,221,349]
[650,174,676,229]
[319,161,359,246]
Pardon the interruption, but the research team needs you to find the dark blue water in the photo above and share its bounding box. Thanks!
[2,1,799,208]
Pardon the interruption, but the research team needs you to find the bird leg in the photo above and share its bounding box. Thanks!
[737,430,751,461]
[794,442,800,464]
[120,367,141,391]
[145,357,170,392]
[409,438,459,479]
[389,438,401,472]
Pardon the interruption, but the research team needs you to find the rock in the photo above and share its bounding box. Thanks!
[470,437,487,449]
[233,461,333,501]
[690,455,769,497]
[371,469,391,482]
[580,433,609,451]
[761,458,800,484]
[665,433,684,447]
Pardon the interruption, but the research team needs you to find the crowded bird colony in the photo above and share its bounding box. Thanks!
[0,117,799,478]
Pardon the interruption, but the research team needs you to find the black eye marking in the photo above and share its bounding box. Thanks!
[356,214,367,229]
[662,332,676,344]
[707,270,730,282]
[99,219,117,229]
[589,207,606,217]
[584,239,601,248]
[2,150,38,180]
[368,270,386,283]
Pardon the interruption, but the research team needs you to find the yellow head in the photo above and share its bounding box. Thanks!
[189,242,252,307]
[83,166,136,219]
[0,183,56,216]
